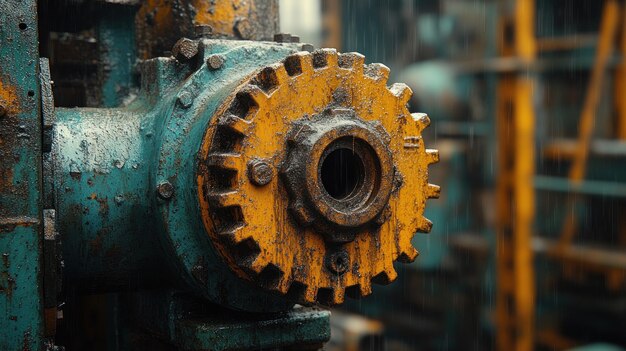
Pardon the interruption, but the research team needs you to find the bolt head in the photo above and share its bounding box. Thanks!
[172,38,199,62]
[207,54,225,70]
[194,25,213,38]
[301,44,315,52]
[157,181,174,200]
[248,159,273,186]
[177,91,193,108]
[234,18,253,39]
[273,33,292,43]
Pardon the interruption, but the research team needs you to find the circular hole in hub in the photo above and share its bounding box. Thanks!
[320,147,365,200]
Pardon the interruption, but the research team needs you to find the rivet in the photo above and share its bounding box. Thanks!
[247,159,273,186]
[157,181,174,200]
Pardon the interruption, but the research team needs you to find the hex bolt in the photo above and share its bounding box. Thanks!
[206,54,225,70]
[157,181,175,200]
[177,91,193,109]
[172,38,199,62]
[301,44,315,52]
[273,33,292,43]
[194,24,213,38]
[234,18,253,40]
[247,159,273,186]
[326,250,349,275]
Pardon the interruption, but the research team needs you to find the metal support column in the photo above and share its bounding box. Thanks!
[495,1,536,350]
[0,0,45,349]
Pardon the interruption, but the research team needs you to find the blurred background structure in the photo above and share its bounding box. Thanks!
[280,0,626,350]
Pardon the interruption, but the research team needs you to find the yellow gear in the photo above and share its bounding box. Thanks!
[197,49,439,305]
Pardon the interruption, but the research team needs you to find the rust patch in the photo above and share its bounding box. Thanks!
[0,79,20,116]
[0,217,39,234]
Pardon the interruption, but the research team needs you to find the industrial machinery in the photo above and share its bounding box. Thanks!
[0,0,439,349]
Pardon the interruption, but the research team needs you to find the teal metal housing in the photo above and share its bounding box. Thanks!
[53,40,306,313]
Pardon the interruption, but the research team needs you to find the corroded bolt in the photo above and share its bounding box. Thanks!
[206,54,225,70]
[234,18,253,39]
[326,250,349,275]
[247,159,273,186]
[301,44,315,52]
[177,91,193,108]
[273,33,292,43]
[194,24,213,38]
[172,38,199,62]
[157,181,174,200]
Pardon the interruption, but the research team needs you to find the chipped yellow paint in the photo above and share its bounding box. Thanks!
[197,50,438,305]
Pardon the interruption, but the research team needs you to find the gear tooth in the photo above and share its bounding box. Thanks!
[312,48,339,68]
[390,83,413,104]
[207,153,244,171]
[386,267,398,282]
[303,285,318,304]
[207,190,244,208]
[239,84,268,105]
[398,247,419,263]
[247,255,268,274]
[338,52,365,73]
[426,149,440,165]
[274,276,292,294]
[372,267,398,285]
[359,281,373,297]
[218,114,251,135]
[284,52,313,76]
[419,216,434,233]
[332,287,345,305]
[426,183,441,199]
[411,112,431,129]
[219,223,248,244]
[364,63,390,85]
[255,63,289,93]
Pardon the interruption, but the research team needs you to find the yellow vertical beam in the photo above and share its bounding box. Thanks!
[615,4,626,140]
[513,1,536,350]
[496,0,536,350]
[558,0,620,249]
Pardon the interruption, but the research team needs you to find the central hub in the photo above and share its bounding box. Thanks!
[281,108,394,243]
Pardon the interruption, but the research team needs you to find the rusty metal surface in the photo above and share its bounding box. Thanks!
[0,0,45,348]
[197,49,440,305]
[135,0,279,59]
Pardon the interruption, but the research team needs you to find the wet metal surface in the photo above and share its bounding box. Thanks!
[0,0,45,349]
